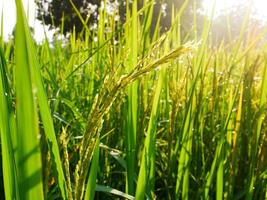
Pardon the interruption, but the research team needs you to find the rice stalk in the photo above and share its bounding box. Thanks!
[74,41,193,200]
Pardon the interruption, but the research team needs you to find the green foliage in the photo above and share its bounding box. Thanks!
[0,0,267,200]
[36,0,203,36]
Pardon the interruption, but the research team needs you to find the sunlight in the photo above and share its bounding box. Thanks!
[253,0,267,21]
[202,0,267,22]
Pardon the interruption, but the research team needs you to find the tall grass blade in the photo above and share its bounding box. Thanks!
[0,46,19,200]
[247,54,267,199]
[15,0,68,199]
[84,138,100,200]
[135,66,164,200]
[125,0,138,195]
[14,1,44,199]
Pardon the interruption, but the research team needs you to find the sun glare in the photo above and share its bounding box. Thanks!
[253,0,267,21]
[203,0,267,23]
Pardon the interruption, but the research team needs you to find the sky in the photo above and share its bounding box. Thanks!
[0,0,54,43]
[203,0,267,22]
[0,0,267,43]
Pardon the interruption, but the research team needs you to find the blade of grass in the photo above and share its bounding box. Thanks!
[0,46,19,200]
[15,0,68,199]
[84,138,100,200]
[135,65,165,200]
[95,184,135,200]
[126,0,138,195]
[247,54,267,200]
[15,1,44,199]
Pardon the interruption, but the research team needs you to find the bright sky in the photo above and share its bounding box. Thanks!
[203,0,267,23]
[0,0,54,43]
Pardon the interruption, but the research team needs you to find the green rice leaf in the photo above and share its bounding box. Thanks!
[14,1,44,199]
[15,0,68,199]
[0,46,19,200]
[84,138,100,200]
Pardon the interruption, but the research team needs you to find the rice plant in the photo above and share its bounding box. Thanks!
[0,0,267,199]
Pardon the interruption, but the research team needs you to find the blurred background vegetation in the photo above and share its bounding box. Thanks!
[35,0,266,43]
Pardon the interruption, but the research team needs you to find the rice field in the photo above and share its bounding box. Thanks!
[0,0,266,199]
